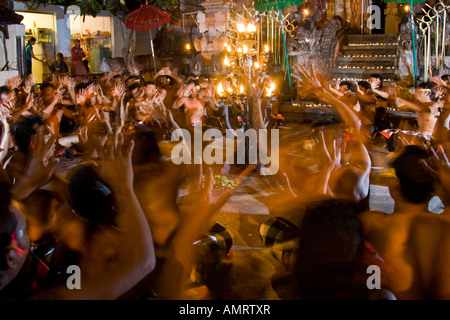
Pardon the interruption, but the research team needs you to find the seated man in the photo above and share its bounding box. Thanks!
[358,145,450,299]
[47,53,69,75]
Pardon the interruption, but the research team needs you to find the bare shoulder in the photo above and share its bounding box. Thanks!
[358,210,391,230]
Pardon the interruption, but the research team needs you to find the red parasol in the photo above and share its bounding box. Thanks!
[125,1,171,73]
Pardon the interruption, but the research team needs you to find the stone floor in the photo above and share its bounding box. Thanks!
[193,121,445,300]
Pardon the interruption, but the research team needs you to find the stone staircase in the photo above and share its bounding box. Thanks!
[332,33,400,82]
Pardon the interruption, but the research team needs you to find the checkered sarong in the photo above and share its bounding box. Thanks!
[189,222,233,286]
[259,216,301,261]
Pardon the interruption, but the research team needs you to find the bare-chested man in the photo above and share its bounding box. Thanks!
[395,83,441,139]
[134,81,167,123]
[358,145,450,299]
[172,79,206,126]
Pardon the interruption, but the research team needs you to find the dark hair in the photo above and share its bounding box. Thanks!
[128,83,141,92]
[0,181,15,271]
[187,79,200,87]
[40,82,55,92]
[27,37,36,45]
[0,86,11,97]
[415,82,436,101]
[370,74,383,82]
[66,165,116,230]
[441,74,450,83]
[391,145,436,204]
[295,198,367,299]
[131,130,161,167]
[358,80,372,91]
[12,115,44,154]
[75,82,88,91]
[339,81,355,92]
[57,52,64,59]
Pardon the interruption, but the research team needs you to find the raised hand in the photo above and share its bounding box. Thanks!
[95,131,135,190]
[11,126,59,200]
[6,75,22,91]
[23,75,37,94]
[293,63,323,92]
[420,131,450,204]
[112,83,126,99]
[76,88,88,105]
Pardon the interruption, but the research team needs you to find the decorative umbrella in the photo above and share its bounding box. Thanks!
[125,0,171,74]
[382,0,428,85]
[254,0,304,104]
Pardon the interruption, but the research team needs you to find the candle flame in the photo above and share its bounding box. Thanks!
[240,84,244,94]
[217,82,224,96]
[266,82,276,96]
[237,23,246,33]
[224,56,230,66]
[242,44,248,54]
[254,61,260,69]
[264,45,270,53]
[247,23,256,33]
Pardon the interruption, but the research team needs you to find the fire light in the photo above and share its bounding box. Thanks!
[224,55,231,67]
[266,82,276,96]
[237,23,246,33]
[246,23,257,33]
[217,82,224,96]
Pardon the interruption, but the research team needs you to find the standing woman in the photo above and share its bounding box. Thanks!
[25,37,45,75]
[71,39,88,76]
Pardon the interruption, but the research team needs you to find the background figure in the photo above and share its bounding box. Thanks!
[48,52,69,74]
[71,40,88,76]
[25,37,45,75]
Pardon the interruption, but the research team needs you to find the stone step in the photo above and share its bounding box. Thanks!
[336,55,397,62]
[341,45,398,54]
[332,68,396,75]
[335,61,396,69]
[347,33,399,43]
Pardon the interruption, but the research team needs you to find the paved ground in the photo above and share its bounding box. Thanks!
[192,121,446,300]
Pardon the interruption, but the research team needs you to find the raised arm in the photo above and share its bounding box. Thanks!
[294,64,362,130]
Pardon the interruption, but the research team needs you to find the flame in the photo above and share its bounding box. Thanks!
[254,61,260,69]
[217,82,224,96]
[242,44,248,54]
[240,84,244,94]
[266,82,276,96]
[237,23,246,33]
[237,47,242,53]
[185,43,191,50]
[264,45,270,53]
[224,56,230,67]
[227,46,232,53]
[246,23,257,33]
